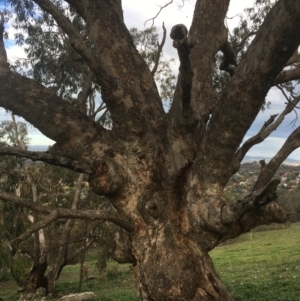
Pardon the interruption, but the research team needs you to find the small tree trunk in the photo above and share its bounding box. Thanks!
[78,222,87,292]
[23,261,48,294]
[47,267,59,296]
[78,258,84,293]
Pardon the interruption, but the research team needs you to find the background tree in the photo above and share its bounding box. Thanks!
[1,1,300,300]
[0,117,113,297]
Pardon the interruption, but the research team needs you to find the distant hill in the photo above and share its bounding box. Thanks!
[28,145,50,151]
[243,156,300,165]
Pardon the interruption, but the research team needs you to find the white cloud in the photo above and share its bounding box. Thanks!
[28,132,55,146]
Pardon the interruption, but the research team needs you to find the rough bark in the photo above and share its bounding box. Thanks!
[1,0,300,300]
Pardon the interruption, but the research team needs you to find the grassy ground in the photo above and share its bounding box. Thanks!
[1,223,299,301]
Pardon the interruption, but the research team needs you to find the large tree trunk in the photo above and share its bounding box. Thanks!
[133,227,232,301]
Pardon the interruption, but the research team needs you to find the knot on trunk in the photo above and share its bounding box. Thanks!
[89,160,124,195]
[170,24,188,49]
[139,189,167,224]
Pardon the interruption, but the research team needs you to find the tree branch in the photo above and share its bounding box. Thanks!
[274,68,300,85]
[0,67,113,166]
[198,0,300,187]
[76,71,94,115]
[145,1,174,27]
[0,190,134,232]
[0,12,9,69]
[151,23,167,76]
[0,147,92,173]
[286,50,300,65]
[221,202,287,242]
[236,31,257,53]
[12,212,58,250]
[32,0,115,92]
[222,178,280,224]
[62,0,165,135]
[236,95,300,162]
[187,0,230,121]
[252,126,300,191]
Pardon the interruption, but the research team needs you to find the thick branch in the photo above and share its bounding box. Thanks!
[253,126,300,191]
[76,71,93,115]
[221,202,287,242]
[0,68,111,165]
[0,190,134,232]
[62,0,164,134]
[286,50,300,65]
[0,147,92,173]
[222,179,280,224]
[0,12,9,69]
[187,0,230,119]
[274,68,300,85]
[236,95,300,161]
[199,0,300,187]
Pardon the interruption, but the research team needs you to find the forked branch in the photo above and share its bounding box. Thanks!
[236,95,300,161]
[145,1,174,27]
[222,178,280,224]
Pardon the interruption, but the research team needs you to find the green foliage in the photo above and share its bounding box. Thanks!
[8,2,93,102]
[0,241,11,281]
[0,119,30,146]
[10,252,32,283]
[105,266,121,281]
[130,26,176,104]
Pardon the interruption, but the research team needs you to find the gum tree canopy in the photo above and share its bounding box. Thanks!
[1,0,300,300]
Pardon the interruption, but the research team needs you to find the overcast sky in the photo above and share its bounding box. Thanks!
[1,0,300,160]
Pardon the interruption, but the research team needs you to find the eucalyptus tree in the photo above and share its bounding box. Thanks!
[0,117,110,296]
[1,0,300,300]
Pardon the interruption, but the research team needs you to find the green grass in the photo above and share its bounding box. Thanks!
[1,223,300,300]
[211,223,300,301]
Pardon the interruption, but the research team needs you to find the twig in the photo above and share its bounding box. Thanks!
[151,22,167,76]
[145,1,173,27]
